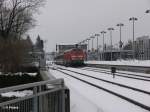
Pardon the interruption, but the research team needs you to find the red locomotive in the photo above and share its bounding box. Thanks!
[55,48,86,66]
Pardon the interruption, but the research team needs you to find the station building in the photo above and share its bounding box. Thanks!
[88,35,150,61]
[135,36,150,60]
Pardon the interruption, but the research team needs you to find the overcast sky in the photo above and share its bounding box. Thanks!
[29,0,150,52]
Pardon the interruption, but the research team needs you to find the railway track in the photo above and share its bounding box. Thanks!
[78,67,150,82]
[54,67,150,111]
[81,67,150,79]
[86,63,150,73]
[58,67,150,95]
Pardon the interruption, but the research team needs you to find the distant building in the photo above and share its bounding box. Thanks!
[135,35,150,60]
[35,35,44,50]
[86,35,150,61]
[23,35,46,68]
[96,35,150,61]
[45,52,56,61]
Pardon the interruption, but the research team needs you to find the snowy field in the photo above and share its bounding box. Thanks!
[48,65,150,112]
[86,60,150,67]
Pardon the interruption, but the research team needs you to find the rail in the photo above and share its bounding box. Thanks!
[0,79,70,112]
[86,63,150,73]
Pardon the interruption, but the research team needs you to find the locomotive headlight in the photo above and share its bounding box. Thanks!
[71,55,83,60]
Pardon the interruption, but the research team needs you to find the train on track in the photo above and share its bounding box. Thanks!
[54,47,86,66]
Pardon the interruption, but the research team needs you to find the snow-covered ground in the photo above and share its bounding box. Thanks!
[1,90,33,98]
[86,60,150,67]
[81,67,150,79]
[0,72,38,76]
[68,84,101,112]
[62,67,150,106]
[0,72,37,98]
[48,65,150,112]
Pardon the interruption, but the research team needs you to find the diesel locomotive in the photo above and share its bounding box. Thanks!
[54,48,86,66]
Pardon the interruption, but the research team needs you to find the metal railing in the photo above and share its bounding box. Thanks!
[0,79,70,112]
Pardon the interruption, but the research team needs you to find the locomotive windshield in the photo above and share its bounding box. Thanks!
[72,48,82,52]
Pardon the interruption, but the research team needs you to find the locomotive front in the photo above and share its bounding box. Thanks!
[64,48,86,66]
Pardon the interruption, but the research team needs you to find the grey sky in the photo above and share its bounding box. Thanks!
[29,0,150,52]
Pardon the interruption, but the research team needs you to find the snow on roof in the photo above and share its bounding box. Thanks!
[1,72,38,76]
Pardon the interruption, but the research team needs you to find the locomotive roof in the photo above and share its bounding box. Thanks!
[64,48,83,53]
[55,48,84,59]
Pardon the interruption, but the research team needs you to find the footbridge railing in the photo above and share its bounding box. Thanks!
[0,79,70,112]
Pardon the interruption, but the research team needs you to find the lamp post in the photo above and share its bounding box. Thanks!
[101,31,106,60]
[129,17,138,59]
[108,27,114,61]
[95,34,100,60]
[95,34,100,52]
[117,23,124,59]
[90,36,95,52]
[86,38,90,51]
[145,10,150,60]
[146,10,150,13]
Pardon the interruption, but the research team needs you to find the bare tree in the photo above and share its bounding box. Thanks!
[0,0,45,72]
[0,0,45,39]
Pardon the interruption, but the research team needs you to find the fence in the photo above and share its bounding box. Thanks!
[0,79,70,112]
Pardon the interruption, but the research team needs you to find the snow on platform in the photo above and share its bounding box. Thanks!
[49,67,149,112]
[86,60,150,67]
[83,66,150,78]
[67,83,101,112]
